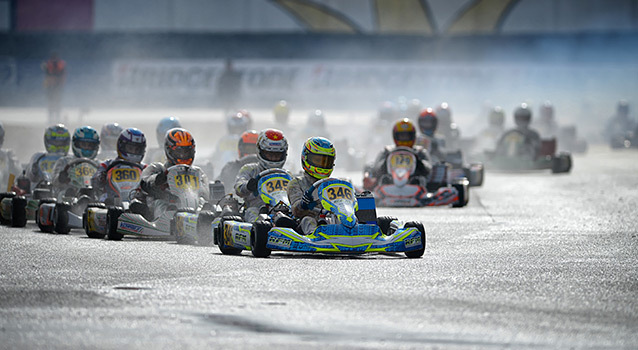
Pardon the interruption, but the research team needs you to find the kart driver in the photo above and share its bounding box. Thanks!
[367,118,432,188]
[416,108,446,162]
[287,137,335,235]
[91,128,146,203]
[0,121,22,191]
[25,124,71,187]
[134,128,209,219]
[52,126,100,191]
[216,130,258,193]
[498,103,541,158]
[234,128,288,223]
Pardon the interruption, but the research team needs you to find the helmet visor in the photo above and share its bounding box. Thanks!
[307,153,334,169]
[394,131,415,142]
[75,140,99,151]
[121,142,145,156]
[260,149,285,162]
[49,137,70,147]
[171,146,195,160]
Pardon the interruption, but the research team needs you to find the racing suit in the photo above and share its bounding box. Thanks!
[416,135,445,163]
[235,162,277,223]
[0,148,22,191]
[217,154,258,194]
[91,158,146,203]
[287,172,321,235]
[370,145,432,185]
[503,127,541,159]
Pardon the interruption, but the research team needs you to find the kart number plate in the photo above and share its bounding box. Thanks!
[111,168,140,182]
[38,159,56,174]
[261,177,289,195]
[323,184,353,201]
[174,174,200,190]
[389,153,415,169]
[74,164,96,178]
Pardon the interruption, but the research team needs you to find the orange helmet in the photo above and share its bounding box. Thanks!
[238,130,258,157]
[392,118,416,147]
[164,128,195,165]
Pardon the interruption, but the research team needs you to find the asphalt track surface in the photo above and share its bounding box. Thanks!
[1,146,636,349]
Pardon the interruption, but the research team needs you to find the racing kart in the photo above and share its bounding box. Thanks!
[444,150,484,187]
[105,164,212,245]
[250,177,425,258]
[483,129,571,173]
[363,147,469,208]
[36,158,98,234]
[83,160,143,239]
[215,168,293,255]
[0,154,62,227]
[609,130,638,149]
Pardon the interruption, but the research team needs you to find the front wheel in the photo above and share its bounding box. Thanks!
[451,180,469,208]
[106,207,124,241]
[11,196,27,227]
[217,216,243,255]
[84,209,105,239]
[37,199,56,233]
[54,202,71,234]
[251,220,272,258]
[404,221,425,258]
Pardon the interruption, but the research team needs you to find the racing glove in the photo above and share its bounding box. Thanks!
[246,178,258,193]
[300,189,316,210]
[154,170,167,187]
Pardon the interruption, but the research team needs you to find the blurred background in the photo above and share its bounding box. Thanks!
[0,0,637,160]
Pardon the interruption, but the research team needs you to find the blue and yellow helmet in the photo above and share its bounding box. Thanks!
[44,124,70,155]
[72,126,100,159]
[301,137,335,180]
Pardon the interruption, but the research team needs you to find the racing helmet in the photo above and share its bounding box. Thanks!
[117,128,147,163]
[514,103,532,128]
[100,122,123,152]
[307,110,326,128]
[489,106,505,127]
[301,137,336,180]
[72,126,100,159]
[44,124,70,155]
[156,117,182,147]
[392,118,417,147]
[164,128,195,165]
[0,121,4,148]
[378,101,397,123]
[256,129,288,169]
[238,130,258,158]
[540,101,554,123]
[237,109,254,129]
[617,100,629,117]
[418,108,438,136]
[273,100,290,125]
[227,112,251,135]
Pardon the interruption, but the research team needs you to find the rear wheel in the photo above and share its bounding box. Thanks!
[452,180,469,208]
[552,152,572,174]
[37,199,56,233]
[0,192,16,225]
[11,196,27,227]
[84,209,105,239]
[54,203,71,234]
[251,220,272,258]
[196,211,215,246]
[404,221,425,258]
[106,207,124,241]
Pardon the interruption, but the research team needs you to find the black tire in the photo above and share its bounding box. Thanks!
[452,181,469,208]
[552,153,572,174]
[404,221,426,258]
[251,220,272,258]
[84,209,105,239]
[377,216,398,235]
[0,192,16,225]
[217,215,244,255]
[106,207,124,241]
[36,199,55,233]
[11,196,27,227]
[54,202,71,234]
[196,211,215,246]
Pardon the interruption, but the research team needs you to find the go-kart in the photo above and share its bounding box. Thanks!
[250,177,426,258]
[444,150,484,187]
[0,154,61,227]
[483,129,571,173]
[83,160,143,239]
[215,168,293,255]
[36,158,98,234]
[363,147,469,208]
[105,164,212,245]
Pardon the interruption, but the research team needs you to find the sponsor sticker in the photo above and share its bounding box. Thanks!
[119,221,144,234]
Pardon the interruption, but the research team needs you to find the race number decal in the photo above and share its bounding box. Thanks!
[111,168,140,182]
[38,159,56,174]
[174,174,200,190]
[323,185,353,201]
[262,177,289,194]
[389,153,415,168]
[74,164,97,178]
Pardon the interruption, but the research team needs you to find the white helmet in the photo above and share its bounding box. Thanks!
[256,129,288,169]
